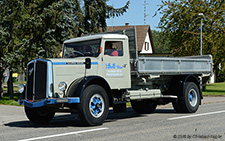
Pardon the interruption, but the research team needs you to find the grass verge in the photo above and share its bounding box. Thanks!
[203,82,225,96]
[0,93,21,106]
[1,82,23,106]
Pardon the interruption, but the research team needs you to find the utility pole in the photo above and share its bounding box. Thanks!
[112,0,114,30]
[144,0,149,25]
[198,13,206,56]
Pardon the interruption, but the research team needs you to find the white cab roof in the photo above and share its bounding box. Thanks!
[64,34,128,44]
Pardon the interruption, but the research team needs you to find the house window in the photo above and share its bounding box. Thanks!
[145,42,149,51]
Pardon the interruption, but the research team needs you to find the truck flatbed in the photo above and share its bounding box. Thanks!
[137,55,213,75]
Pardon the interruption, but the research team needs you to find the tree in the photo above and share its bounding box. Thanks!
[0,0,130,98]
[157,0,225,81]
[0,0,26,98]
[152,30,170,54]
[0,60,3,98]
[84,0,130,33]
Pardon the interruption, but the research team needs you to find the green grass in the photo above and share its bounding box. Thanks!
[203,82,225,96]
[0,93,21,106]
[3,81,26,85]
[1,82,24,106]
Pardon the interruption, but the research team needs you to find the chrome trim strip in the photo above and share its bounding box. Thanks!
[26,59,54,99]
[52,62,98,65]
[47,60,53,98]
[33,60,36,100]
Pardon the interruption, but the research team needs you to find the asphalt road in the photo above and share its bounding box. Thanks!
[0,97,225,141]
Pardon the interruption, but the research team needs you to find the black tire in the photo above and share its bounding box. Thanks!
[131,100,157,114]
[25,106,55,124]
[77,85,109,126]
[172,82,200,113]
[172,98,184,113]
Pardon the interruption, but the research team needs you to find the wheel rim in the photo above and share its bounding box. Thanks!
[188,89,197,107]
[89,94,104,118]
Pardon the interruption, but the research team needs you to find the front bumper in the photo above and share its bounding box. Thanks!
[19,97,80,108]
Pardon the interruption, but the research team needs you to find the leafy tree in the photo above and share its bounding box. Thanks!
[74,0,86,37]
[84,0,130,33]
[22,0,79,58]
[152,30,170,54]
[0,0,26,98]
[157,0,225,82]
[0,0,130,98]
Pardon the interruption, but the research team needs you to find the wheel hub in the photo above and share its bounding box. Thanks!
[96,103,100,108]
[189,93,193,102]
[89,94,104,118]
[188,89,197,107]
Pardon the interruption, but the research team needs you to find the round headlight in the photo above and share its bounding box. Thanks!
[58,82,67,92]
[18,84,25,93]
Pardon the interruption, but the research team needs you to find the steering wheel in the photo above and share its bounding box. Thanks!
[69,50,84,57]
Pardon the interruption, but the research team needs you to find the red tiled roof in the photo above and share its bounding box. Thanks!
[107,25,155,52]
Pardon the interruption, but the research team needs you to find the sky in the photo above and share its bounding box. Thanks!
[106,0,164,31]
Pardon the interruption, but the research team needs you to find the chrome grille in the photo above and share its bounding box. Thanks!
[26,59,51,100]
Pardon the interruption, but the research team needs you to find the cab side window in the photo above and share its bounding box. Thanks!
[104,41,123,56]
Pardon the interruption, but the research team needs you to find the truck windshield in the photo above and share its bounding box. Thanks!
[63,39,101,58]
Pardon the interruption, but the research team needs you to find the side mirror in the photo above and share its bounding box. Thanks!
[85,58,91,69]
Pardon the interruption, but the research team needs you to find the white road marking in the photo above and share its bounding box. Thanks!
[17,127,108,141]
[168,110,225,120]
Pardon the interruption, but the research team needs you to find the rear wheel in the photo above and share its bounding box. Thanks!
[172,82,200,113]
[25,106,55,124]
[172,99,184,113]
[131,100,157,114]
[78,85,109,126]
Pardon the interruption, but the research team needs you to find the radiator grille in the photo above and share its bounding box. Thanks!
[26,60,47,100]
[26,63,34,100]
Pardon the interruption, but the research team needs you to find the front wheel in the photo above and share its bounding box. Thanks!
[25,106,55,124]
[77,85,109,126]
[173,82,200,113]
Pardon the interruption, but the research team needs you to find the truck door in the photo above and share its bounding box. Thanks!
[102,40,131,89]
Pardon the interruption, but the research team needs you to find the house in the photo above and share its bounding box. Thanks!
[106,24,215,83]
[106,23,155,55]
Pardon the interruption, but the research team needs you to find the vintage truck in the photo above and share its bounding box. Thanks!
[19,33,213,126]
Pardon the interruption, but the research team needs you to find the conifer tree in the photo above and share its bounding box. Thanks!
[0,0,26,98]
[0,0,130,98]
[157,0,225,81]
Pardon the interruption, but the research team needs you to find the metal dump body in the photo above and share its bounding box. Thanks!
[137,55,213,75]
[104,29,213,76]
